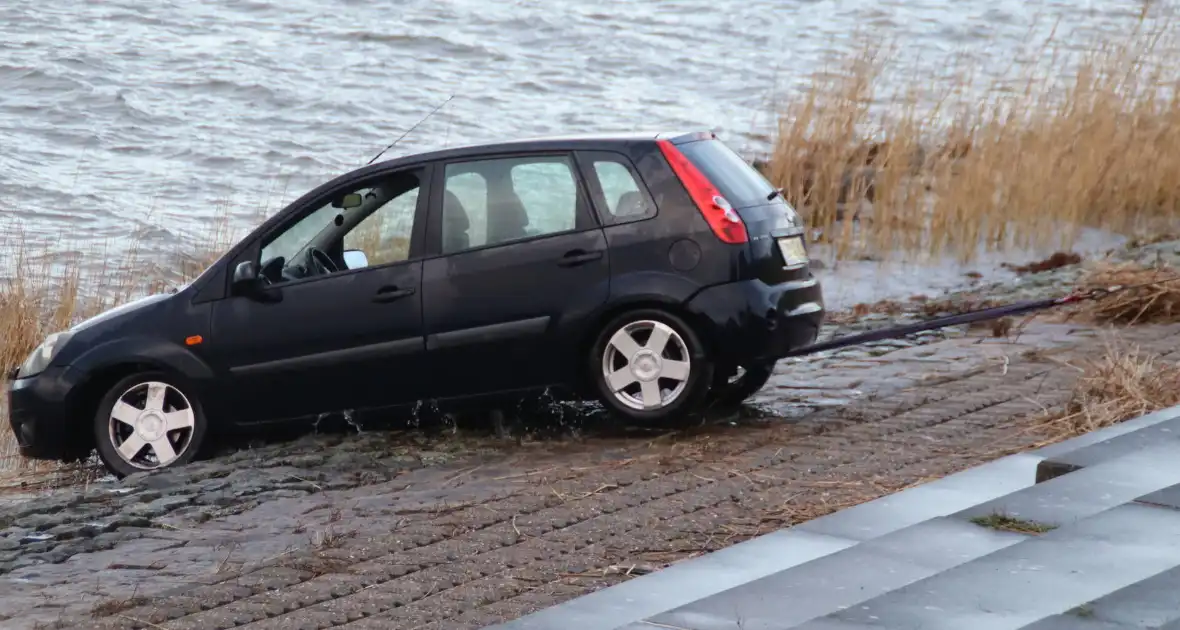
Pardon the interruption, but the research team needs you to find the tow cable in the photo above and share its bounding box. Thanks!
[784,275,1180,358]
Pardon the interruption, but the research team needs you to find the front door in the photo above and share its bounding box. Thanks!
[421,152,610,399]
[207,165,433,424]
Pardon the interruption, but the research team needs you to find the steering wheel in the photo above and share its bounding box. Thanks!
[307,247,339,276]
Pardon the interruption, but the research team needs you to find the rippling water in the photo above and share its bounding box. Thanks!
[0,0,1167,266]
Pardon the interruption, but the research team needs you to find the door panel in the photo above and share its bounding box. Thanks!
[421,152,610,399]
[203,165,433,425]
[422,230,609,397]
[210,262,425,423]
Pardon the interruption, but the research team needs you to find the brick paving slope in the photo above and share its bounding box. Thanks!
[49,322,1180,630]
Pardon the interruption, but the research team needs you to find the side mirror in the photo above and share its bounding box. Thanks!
[231,261,280,302]
[230,261,258,289]
[343,249,369,270]
[232,260,259,289]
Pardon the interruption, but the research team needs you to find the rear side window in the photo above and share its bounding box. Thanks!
[577,151,656,224]
[676,139,777,210]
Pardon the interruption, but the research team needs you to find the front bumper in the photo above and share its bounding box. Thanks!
[7,367,83,461]
[684,275,824,365]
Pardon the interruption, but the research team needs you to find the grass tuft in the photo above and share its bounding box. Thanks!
[970,511,1057,534]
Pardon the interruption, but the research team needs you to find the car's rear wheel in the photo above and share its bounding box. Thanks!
[590,309,713,422]
[93,371,208,478]
[708,361,776,408]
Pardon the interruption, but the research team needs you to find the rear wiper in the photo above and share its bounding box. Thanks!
[767,188,783,201]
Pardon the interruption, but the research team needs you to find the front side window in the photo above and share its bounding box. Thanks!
[441,155,584,255]
[258,169,423,284]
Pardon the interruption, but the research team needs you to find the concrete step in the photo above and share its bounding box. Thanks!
[484,452,1041,630]
[1018,564,1180,629]
[482,404,1180,630]
[628,440,1180,630]
[787,500,1180,630]
[1033,406,1180,483]
[956,438,1180,530]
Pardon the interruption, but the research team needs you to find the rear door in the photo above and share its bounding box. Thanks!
[420,152,610,398]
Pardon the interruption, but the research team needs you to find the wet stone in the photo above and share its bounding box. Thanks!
[196,492,238,507]
[124,470,188,491]
[45,524,87,541]
[14,513,69,531]
[0,538,18,551]
[19,540,52,553]
[129,495,197,518]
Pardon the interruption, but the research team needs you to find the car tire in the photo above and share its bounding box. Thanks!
[93,371,208,478]
[590,309,713,423]
[708,361,776,408]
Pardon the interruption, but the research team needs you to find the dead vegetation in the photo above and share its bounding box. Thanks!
[1002,252,1083,274]
[766,19,1180,263]
[1074,262,1180,325]
[1036,342,1180,441]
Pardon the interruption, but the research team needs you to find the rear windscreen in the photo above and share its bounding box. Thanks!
[677,139,777,209]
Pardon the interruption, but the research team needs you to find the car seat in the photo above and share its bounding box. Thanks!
[442,190,470,253]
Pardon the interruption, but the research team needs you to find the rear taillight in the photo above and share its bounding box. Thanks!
[656,139,748,244]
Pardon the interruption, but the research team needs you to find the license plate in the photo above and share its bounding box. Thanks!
[776,236,809,267]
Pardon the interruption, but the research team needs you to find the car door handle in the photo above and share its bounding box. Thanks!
[373,286,416,303]
[556,249,604,267]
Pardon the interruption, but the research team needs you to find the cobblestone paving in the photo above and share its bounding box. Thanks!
[5,318,1179,630]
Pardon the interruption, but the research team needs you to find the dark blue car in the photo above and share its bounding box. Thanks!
[8,130,824,477]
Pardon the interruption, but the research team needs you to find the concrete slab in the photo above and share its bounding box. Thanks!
[1136,483,1180,511]
[794,453,1041,542]
[1021,565,1180,629]
[485,528,853,630]
[1034,407,1180,482]
[643,517,1024,630]
[955,440,1180,529]
[792,502,1180,630]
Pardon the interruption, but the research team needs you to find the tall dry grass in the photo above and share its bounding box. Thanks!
[1037,342,1180,441]
[766,17,1180,263]
[0,209,238,472]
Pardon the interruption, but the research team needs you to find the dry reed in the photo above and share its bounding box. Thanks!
[1037,343,1180,440]
[767,18,1180,263]
[0,209,239,473]
[1074,262,1180,325]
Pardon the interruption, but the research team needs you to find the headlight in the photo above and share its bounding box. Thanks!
[16,331,74,379]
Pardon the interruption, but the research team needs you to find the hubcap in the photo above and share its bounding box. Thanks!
[602,320,692,411]
[108,381,196,469]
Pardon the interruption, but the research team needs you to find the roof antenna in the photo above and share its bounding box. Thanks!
[366,94,455,165]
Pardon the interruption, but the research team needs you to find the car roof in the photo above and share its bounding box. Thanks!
[370,129,714,168]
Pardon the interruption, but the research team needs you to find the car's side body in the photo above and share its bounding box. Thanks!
[8,130,823,468]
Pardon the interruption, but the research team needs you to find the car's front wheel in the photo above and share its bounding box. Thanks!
[93,371,208,478]
[590,309,713,422]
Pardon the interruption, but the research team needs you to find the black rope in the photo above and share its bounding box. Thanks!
[784,274,1180,358]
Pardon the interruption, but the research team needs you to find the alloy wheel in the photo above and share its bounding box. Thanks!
[601,320,692,411]
[107,381,197,470]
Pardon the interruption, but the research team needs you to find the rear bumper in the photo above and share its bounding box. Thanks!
[684,275,824,365]
[7,367,83,461]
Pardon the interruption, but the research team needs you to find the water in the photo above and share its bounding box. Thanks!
[0,0,1168,286]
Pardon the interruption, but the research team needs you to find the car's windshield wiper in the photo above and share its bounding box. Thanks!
[767,188,783,201]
